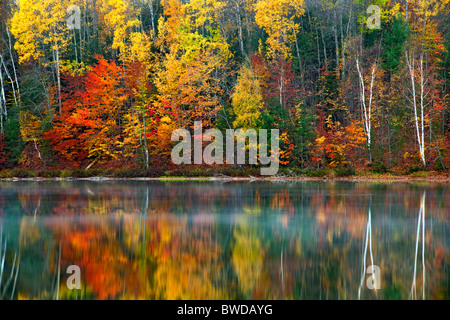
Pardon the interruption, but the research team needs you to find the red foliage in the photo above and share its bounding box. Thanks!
[267,58,297,109]
[44,71,89,167]
[249,53,271,88]
[0,134,7,168]
[45,56,126,167]
[125,60,154,96]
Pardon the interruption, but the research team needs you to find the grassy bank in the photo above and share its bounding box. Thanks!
[0,167,448,181]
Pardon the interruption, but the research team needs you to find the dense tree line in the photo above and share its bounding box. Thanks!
[0,0,449,173]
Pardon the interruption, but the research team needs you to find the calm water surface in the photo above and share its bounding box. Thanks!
[0,180,448,300]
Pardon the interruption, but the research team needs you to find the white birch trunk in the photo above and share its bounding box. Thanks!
[6,24,20,104]
[0,63,5,134]
[0,54,17,106]
[406,52,426,167]
[0,64,6,117]
[234,1,245,55]
[55,43,62,113]
[356,58,375,162]
[148,0,156,41]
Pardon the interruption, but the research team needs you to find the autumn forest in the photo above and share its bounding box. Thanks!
[0,0,450,175]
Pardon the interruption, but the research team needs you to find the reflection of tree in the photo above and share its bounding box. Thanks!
[232,220,265,298]
[151,216,227,299]
[4,217,56,300]
[358,197,377,300]
[0,223,20,299]
[410,191,426,300]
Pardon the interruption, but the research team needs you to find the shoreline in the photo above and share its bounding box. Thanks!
[1,175,449,184]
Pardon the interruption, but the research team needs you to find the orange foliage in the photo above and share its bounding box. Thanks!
[314,116,366,168]
[45,56,131,167]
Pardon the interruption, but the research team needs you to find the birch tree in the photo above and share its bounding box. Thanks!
[10,0,72,113]
[405,52,428,167]
[356,58,376,163]
[4,23,20,106]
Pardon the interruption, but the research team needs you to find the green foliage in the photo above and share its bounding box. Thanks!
[2,109,24,167]
[382,16,407,74]
[334,166,356,177]
[371,161,388,174]
[307,168,328,177]
[410,171,432,178]
[408,166,422,174]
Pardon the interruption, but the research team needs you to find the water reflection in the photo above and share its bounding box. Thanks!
[0,181,448,300]
[410,191,426,300]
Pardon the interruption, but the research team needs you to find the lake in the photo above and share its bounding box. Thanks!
[0,180,448,300]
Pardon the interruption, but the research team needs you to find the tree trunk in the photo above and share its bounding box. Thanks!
[0,54,17,106]
[6,24,20,104]
[356,58,376,163]
[406,52,426,167]
[149,0,156,42]
[235,1,245,55]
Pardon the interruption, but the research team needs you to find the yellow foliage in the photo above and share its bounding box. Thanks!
[10,0,72,65]
[232,222,265,296]
[60,60,90,76]
[232,64,263,128]
[120,32,153,65]
[99,0,140,52]
[254,0,305,59]
[19,111,44,143]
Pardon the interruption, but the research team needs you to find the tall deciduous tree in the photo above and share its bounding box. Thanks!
[156,0,231,128]
[254,0,305,59]
[232,63,263,128]
[11,0,72,113]
[46,56,128,168]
